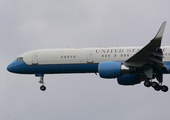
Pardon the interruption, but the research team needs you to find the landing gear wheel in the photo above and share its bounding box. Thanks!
[151,82,159,88]
[40,85,46,91]
[144,80,151,87]
[154,85,161,91]
[161,85,168,92]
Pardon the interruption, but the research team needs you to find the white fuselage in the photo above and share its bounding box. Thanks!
[20,46,170,66]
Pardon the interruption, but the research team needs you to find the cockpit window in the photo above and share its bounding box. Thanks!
[16,57,23,61]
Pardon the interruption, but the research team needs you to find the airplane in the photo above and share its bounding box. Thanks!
[7,21,170,92]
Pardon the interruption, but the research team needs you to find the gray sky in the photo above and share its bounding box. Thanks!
[1,0,170,120]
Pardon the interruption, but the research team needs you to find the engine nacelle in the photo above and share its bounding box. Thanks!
[98,62,135,79]
[117,74,141,85]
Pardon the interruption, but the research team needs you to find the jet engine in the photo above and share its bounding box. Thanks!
[98,62,136,79]
[117,74,141,85]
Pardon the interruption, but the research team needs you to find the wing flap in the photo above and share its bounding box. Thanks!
[149,57,162,64]
[151,51,164,58]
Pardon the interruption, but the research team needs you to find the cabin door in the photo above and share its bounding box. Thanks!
[32,52,38,64]
[87,50,94,63]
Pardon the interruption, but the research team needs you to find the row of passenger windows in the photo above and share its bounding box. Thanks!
[60,53,170,59]
[164,53,170,56]
[101,53,170,58]
[101,54,130,57]
[61,55,76,58]
[102,54,110,57]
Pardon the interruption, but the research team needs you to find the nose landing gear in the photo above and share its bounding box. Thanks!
[35,74,46,91]
[39,76,46,91]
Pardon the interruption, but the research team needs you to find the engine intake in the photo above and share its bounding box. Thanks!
[98,62,135,79]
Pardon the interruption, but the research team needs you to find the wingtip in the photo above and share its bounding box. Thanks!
[154,21,166,40]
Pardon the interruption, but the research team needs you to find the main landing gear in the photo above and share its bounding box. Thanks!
[38,75,46,91]
[144,80,168,92]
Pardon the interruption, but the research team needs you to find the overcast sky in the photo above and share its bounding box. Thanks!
[1,0,170,120]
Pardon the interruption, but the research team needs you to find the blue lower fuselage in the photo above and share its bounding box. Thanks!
[7,60,170,75]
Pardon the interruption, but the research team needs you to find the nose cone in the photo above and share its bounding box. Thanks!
[7,60,22,73]
[7,62,15,73]
[7,59,28,74]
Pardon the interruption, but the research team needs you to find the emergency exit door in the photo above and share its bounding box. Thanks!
[87,50,94,63]
[32,52,38,64]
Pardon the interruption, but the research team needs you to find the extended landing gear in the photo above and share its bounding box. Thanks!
[39,75,46,91]
[40,85,46,91]
[144,80,168,92]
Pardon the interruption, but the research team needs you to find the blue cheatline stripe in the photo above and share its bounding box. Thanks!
[8,59,170,75]
[9,60,99,74]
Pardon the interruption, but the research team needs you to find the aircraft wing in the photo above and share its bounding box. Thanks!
[124,22,167,70]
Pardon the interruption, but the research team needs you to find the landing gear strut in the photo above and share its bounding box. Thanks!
[38,75,46,91]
